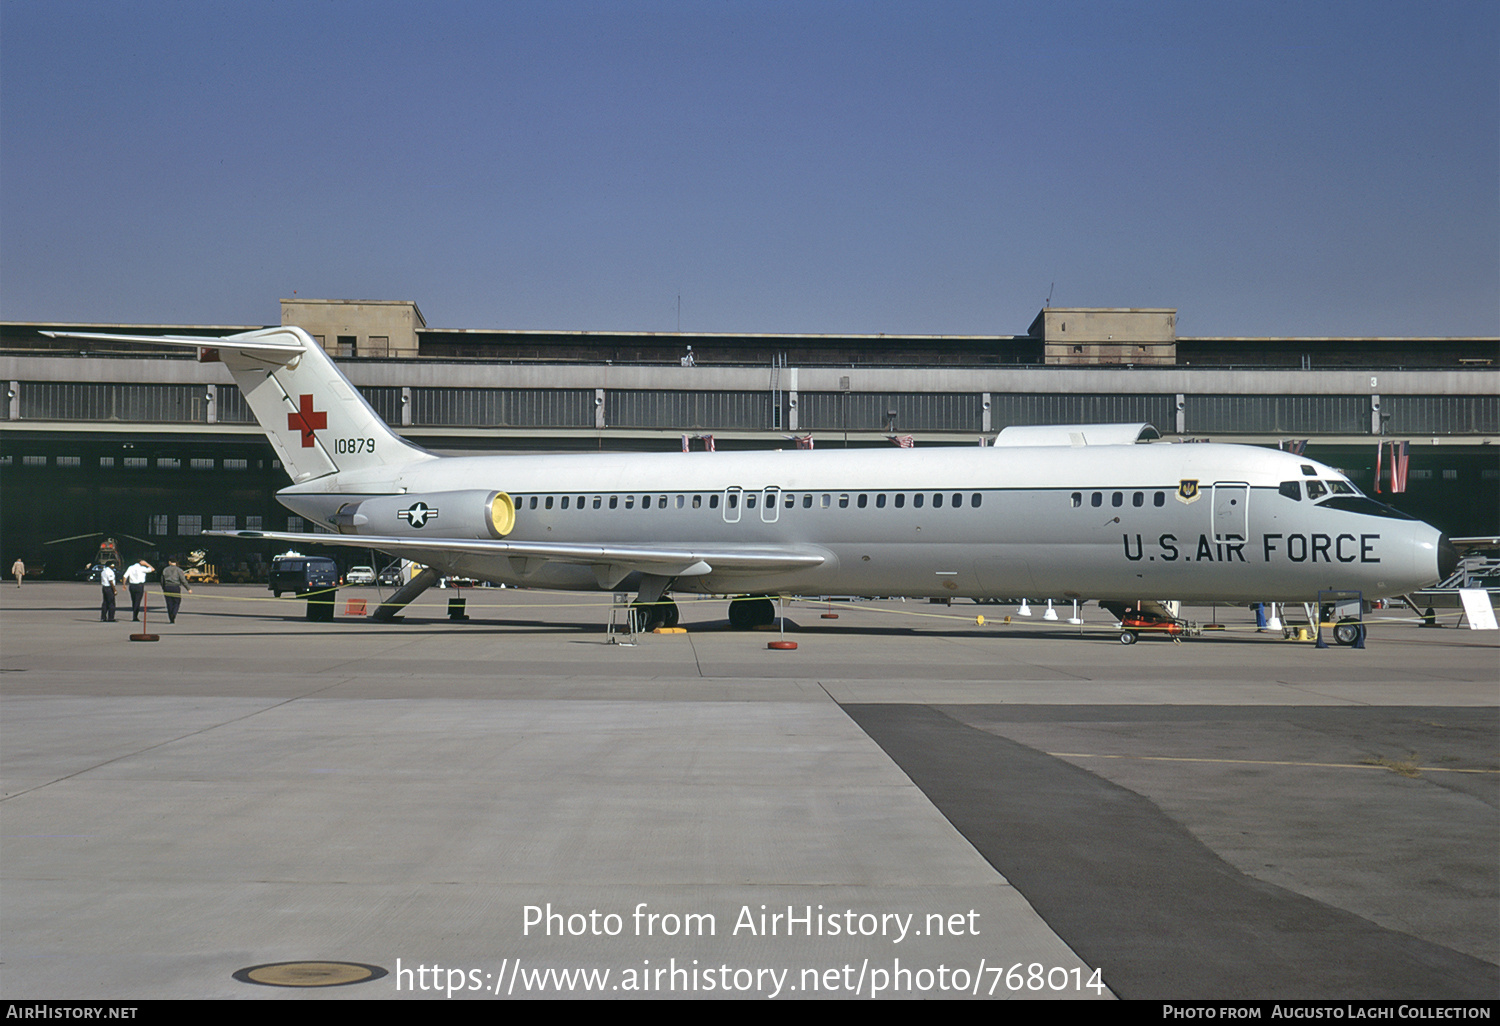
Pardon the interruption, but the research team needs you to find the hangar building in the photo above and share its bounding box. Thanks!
[2,299,1494,579]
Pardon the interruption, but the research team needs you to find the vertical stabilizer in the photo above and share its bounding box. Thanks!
[213,326,430,482]
[44,325,434,483]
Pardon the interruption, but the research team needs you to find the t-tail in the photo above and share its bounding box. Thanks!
[43,326,434,483]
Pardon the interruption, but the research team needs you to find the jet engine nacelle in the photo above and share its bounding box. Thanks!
[333,490,515,539]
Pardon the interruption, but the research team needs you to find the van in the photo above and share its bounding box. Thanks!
[269,554,340,597]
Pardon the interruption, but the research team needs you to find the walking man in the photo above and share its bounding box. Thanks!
[11,558,24,587]
[159,558,192,624]
[122,559,155,621]
[99,563,118,622]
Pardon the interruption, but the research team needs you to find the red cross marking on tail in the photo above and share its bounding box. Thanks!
[288,394,327,448]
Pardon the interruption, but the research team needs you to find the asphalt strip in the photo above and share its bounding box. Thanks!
[840,703,1498,1001]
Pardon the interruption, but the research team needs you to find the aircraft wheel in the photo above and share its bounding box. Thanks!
[728,596,777,629]
[1332,619,1364,646]
[630,603,662,632]
[1119,630,1138,645]
[660,600,679,629]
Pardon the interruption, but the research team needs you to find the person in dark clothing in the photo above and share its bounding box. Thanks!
[159,558,193,624]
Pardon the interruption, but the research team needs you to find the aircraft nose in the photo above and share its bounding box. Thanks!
[1437,534,1459,582]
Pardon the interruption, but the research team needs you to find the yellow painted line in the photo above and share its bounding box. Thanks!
[1048,752,1499,774]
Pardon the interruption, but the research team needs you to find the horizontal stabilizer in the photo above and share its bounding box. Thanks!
[41,331,305,355]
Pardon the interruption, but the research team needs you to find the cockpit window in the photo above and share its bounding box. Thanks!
[1300,465,1317,477]
[1279,481,1302,501]
[1305,480,1328,500]
[1327,481,1356,495]
[1318,496,1416,520]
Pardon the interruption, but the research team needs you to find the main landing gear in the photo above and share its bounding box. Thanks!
[727,596,777,630]
[629,598,680,632]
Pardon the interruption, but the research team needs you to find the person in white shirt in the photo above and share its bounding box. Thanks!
[121,559,155,621]
[99,564,118,622]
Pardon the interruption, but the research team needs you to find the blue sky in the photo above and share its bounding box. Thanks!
[2,0,1495,337]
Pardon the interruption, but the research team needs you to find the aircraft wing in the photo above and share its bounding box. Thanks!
[204,530,826,581]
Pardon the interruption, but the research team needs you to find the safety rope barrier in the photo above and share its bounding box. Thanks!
[120,586,1471,636]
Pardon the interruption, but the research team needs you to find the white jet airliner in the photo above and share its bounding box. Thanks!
[46,326,1456,631]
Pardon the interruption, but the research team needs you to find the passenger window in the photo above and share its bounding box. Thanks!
[1071,492,1082,508]
[609,496,618,509]
[933,493,943,508]
[914,494,925,508]
[784,493,794,508]
[577,496,584,508]
[895,493,905,508]
[624,495,634,509]
[1306,480,1327,500]
[529,496,537,510]
[728,493,738,508]
[562,496,570,509]
[693,494,702,508]
[1154,492,1164,507]
[857,494,867,508]
[709,495,719,509]
[839,494,849,508]
[641,495,651,509]
[593,496,601,509]
[802,494,812,508]
[659,494,667,507]
[1133,492,1143,507]
[1279,481,1302,501]
[1111,492,1123,507]
[676,495,685,509]
[1091,492,1102,507]
[545,496,554,510]
[953,493,963,508]
[821,494,831,508]
[876,493,887,509]
[747,495,757,509]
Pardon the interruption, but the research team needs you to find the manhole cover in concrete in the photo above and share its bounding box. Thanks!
[234,961,387,987]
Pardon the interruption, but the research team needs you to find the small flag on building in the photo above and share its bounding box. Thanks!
[1389,440,1410,493]
[888,435,915,448]
[793,435,814,449]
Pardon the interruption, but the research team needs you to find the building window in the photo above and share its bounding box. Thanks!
[245,516,263,530]
[211,515,236,531]
[57,455,81,467]
[190,458,214,470]
[22,455,46,466]
[287,516,304,532]
[149,514,169,535]
[159,457,180,469]
[177,514,202,535]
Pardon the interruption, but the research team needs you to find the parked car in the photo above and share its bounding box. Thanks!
[346,565,376,585]
[378,562,405,587]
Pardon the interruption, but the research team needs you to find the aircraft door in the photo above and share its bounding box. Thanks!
[760,487,781,523]
[1212,482,1250,540]
[723,486,742,524]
